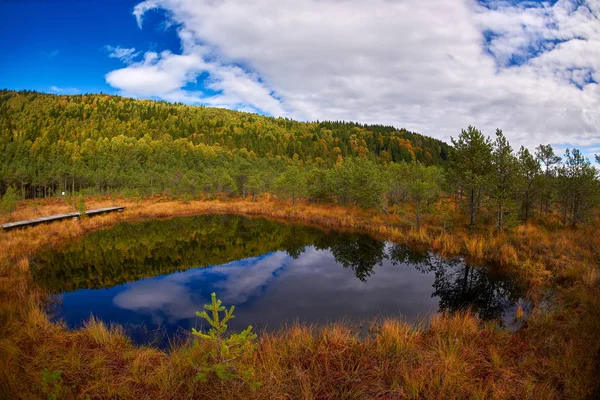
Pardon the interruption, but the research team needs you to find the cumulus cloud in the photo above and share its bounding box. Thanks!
[113,279,197,323]
[112,252,289,323]
[104,0,600,149]
[111,247,443,328]
[105,43,287,114]
[210,252,289,304]
[50,85,80,94]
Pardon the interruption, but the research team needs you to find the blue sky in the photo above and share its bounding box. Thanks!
[0,0,598,155]
[0,0,179,94]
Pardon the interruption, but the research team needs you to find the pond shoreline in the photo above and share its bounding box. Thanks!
[32,214,524,347]
[1,196,599,399]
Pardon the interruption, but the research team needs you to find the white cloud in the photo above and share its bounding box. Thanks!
[105,45,140,64]
[113,279,195,323]
[103,0,600,149]
[50,85,80,94]
[111,252,288,323]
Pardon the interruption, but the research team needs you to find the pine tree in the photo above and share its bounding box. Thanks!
[0,185,18,217]
[517,146,541,222]
[191,293,258,385]
[556,149,598,226]
[490,130,519,230]
[273,165,307,207]
[404,163,443,229]
[535,144,561,216]
[449,126,493,227]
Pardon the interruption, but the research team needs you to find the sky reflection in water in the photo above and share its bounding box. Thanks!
[32,215,521,346]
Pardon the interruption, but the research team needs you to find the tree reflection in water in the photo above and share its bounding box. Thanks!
[32,215,522,325]
[315,233,386,282]
[388,244,522,321]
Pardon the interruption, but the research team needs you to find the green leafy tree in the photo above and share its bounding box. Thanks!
[191,293,258,386]
[449,126,493,227]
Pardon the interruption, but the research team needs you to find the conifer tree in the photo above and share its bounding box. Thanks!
[192,293,258,385]
[327,157,388,209]
[449,126,493,227]
[517,146,541,222]
[556,149,598,226]
[273,165,307,206]
[0,185,18,217]
[490,129,519,229]
[535,144,561,216]
[404,163,444,229]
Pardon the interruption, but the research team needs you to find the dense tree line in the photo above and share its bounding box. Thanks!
[448,126,600,228]
[1,90,598,228]
[0,90,449,199]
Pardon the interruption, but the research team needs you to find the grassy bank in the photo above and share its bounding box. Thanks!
[1,196,599,399]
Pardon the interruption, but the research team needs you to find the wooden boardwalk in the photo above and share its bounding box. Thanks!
[1,206,125,231]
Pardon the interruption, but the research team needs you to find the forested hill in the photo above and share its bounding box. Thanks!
[0,90,449,166]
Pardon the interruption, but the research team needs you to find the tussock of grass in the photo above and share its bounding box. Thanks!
[0,195,599,399]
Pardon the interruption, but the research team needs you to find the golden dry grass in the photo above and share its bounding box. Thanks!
[0,195,599,399]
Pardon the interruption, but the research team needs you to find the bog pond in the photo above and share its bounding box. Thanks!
[31,215,523,347]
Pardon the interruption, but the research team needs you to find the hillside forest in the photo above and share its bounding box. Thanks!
[1,90,598,229]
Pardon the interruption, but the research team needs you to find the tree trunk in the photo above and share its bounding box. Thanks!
[454,190,459,213]
[524,192,529,222]
[497,203,503,230]
[469,189,475,227]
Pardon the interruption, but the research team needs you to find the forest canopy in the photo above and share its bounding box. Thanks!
[0,90,448,196]
[0,90,598,228]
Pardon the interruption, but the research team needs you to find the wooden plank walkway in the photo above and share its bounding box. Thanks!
[1,206,125,231]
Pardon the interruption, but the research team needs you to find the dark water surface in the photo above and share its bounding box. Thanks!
[31,215,523,346]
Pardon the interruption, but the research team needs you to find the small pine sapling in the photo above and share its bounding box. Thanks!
[41,368,63,400]
[192,292,259,387]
